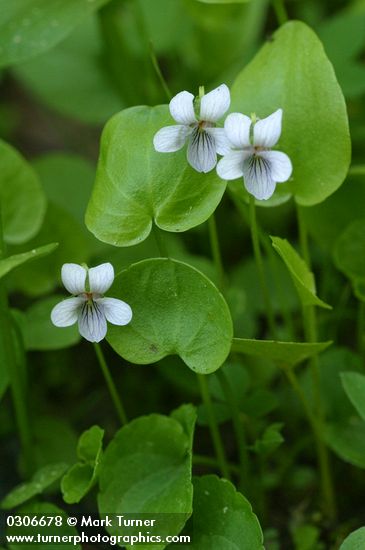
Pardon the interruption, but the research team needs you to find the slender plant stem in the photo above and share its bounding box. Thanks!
[229,191,295,337]
[153,223,169,257]
[197,374,230,480]
[149,41,172,101]
[93,343,128,425]
[0,206,32,471]
[193,454,240,476]
[272,0,289,25]
[249,195,277,338]
[208,213,225,292]
[295,204,336,520]
[216,369,250,491]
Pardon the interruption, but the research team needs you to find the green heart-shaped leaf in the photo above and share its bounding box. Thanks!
[107,258,233,373]
[0,140,46,245]
[98,406,196,550]
[86,106,226,246]
[230,21,351,205]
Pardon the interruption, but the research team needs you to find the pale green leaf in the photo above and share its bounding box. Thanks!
[0,140,46,245]
[0,243,58,279]
[107,258,233,374]
[86,106,226,246]
[271,236,331,309]
[0,0,111,68]
[231,338,331,367]
[230,21,351,205]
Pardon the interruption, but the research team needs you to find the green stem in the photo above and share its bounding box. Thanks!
[296,204,336,521]
[93,343,128,425]
[193,454,240,476]
[149,41,172,101]
[197,374,230,480]
[272,0,288,25]
[249,195,277,338]
[216,369,250,491]
[0,207,32,472]
[208,214,225,292]
[153,223,169,257]
[229,191,295,338]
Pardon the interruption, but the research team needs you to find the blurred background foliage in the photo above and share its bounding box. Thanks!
[1,0,365,548]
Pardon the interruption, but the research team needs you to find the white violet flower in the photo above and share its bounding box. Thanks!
[216,109,292,200]
[153,84,231,173]
[51,263,132,343]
